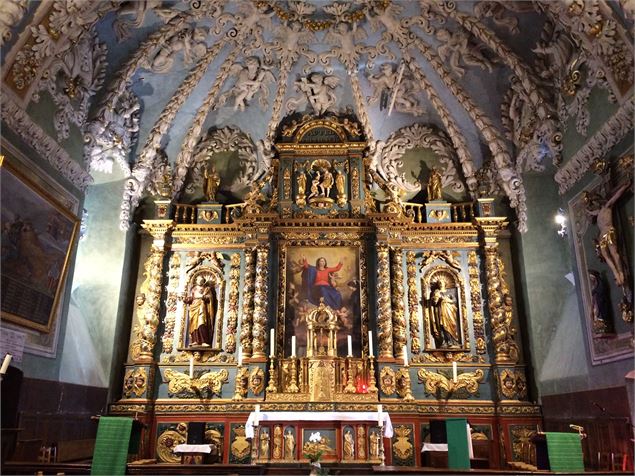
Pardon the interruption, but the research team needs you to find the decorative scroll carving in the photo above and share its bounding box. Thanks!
[233,366,249,400]
[252,246,269,358]
[391,248,407,359]
[164,368,229,397]
[33,31,106,141]
[225,253,241,353]
[157,423,187,463]
[240,249,256,358]
[417,368,484,397]
[131,223,173,362]
[405,251,421,354]
[376,244,393,359]
[484,245,519,364]
[161,252,181,354]
[468,251,486,354]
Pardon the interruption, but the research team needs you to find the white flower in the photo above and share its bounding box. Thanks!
[309,432,321,443]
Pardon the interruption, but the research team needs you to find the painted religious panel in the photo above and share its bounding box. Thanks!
[284,246,361,357]
[1,157,79,333]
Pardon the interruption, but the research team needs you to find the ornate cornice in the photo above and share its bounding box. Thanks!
[1,94,93,191]
[555,98,634,194]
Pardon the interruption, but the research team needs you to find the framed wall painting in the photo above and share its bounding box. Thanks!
[1,155,79,333]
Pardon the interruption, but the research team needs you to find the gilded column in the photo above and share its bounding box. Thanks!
[478,219,519,364]
[405,251,422,354]
[468,251,486,355]
[239,248,256,358]
[225,253,241,354]
[391,248,407,359]
[131,220,174,363]
[251,246,269,359]
[160,251,181,355]
[376,244,394,359]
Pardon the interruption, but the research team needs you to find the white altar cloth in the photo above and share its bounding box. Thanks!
[174,444,213,454]
[421,443,448,452]
[245,411,393,439]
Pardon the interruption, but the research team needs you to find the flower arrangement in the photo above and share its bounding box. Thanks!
[303,432,329,475]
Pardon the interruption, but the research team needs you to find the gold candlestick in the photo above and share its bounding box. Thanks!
[250,425,259,465]
[368,356,378,393]
[266,357,278,393]
[379,424,386,466]
[344,357,357,393]
[288,358,299,393]
[401,365,414,401]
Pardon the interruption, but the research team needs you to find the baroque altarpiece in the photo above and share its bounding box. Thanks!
[111,115,540,468]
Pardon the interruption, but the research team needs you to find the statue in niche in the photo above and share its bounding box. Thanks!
[273,426,282,459]
[343,428,355,460]
[584,181,631,289]
[308,171,321,200]
[367,63,424,116]
[260,430,270,459]
[203,165,221,202]
[427,167,443,202]
[588,270,614,336]
[319,167,334,197]
[296,169,307,205]
[185,275,216,347]
[369,430,381,459]
[428,278,460,348]
[284,429,295,459]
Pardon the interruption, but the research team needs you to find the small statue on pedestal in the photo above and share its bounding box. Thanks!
[427,167,443,202]
[203,165,221,202]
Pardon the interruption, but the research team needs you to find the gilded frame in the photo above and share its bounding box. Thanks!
[0,155,79,333]
[421,265,470,352]
[276,238,369,359]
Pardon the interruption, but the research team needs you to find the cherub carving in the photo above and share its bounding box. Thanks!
[436,28,495,77]
[321,21,368,71]
[367,63,424,116]
[218,57,275,111]
[366,2,408,47]
[267,20,316,65]
[286,72,340,116]
[113,0,170,41]
[147,25,208,73]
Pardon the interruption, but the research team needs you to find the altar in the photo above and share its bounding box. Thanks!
[109,113,541,469]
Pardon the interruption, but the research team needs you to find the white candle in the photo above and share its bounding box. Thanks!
[291,336,296,357]
[347,335,353,357]
[378,404,383,426]
[452,362,458,383]
[270,329,275,357]
[0,354,12,374]
[238,346,243,366]
[368,331,373,356]
[189,356,194,379]
[402,345,408,366]
[254,404,260,426]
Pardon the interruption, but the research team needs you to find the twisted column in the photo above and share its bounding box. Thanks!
[239,248,256,358]
[391,248,407,359]
[251,246,269,359]
[376,244,394,359]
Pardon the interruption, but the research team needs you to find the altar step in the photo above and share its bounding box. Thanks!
[2,461,632,475]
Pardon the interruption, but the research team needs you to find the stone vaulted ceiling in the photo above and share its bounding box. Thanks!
[1,1,633,232]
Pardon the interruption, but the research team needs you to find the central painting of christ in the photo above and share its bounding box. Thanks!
[284,246,361,358]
